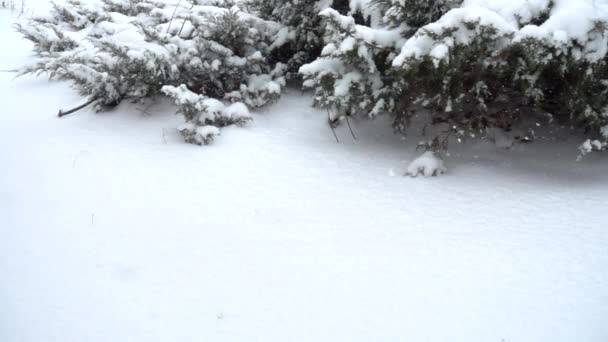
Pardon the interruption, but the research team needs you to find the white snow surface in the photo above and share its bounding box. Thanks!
[2,4,608,342]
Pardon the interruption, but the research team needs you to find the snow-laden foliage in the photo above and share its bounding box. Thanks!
[300,0,459,126]
[247,0,372,78]
[17,0,285,143]
[299,8,403,123]
[162,84,251,145]
[372,0,462,33]
[302,0,608,154]
[15,0,608,155]
[391,0,608,151]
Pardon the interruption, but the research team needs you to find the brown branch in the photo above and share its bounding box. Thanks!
[58,97,97,118]
[327,108,340,143]
[345,115,357,140]
[166,0,183,34]
[177,3,194,37]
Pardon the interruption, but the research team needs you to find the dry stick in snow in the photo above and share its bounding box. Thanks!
[345,115,357,140]
[18,0,25,18]
[58,97,98,117]
[327,108,340,143]
[177,3,194,37]
[166,0,183,33]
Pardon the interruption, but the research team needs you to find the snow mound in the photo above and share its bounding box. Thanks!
[406,151,447,177]
[162,84,252,145]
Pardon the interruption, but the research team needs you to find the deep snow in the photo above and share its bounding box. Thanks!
[2,4,608,342]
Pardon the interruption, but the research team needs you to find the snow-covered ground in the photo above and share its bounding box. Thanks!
[2,4,608,342]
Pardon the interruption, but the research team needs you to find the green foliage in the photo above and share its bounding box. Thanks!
[13,22,78,55]
[392,14,608,150]
[162,84,252,145]
[15,0,608,154]
[247,0,352,77]
[371,0,461,34]
[17,0,285,144]
[303,0,608,153]
[300,0,459,125]
[300,8,399,122]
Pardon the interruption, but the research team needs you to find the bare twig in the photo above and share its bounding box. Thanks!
[58,97,97,117]
[345,115,357,140]
[177,3,194,37]
[177,18,188,37]
[166,0,183,34]
[136,96,159,115]
[18,0,24,17]
[327,108,340,143]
